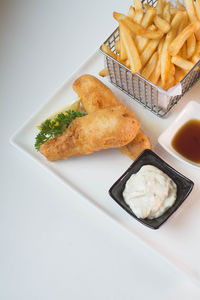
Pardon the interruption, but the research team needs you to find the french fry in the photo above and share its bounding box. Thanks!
[170,62,176,75]
[102,44,119,61]
[120,22,142,73]
[115,40,120,53]
[162,11,189,87]
[175,67,187,82]
[124,59,131,68]
[119,23,127,60]
[171,55,195,70]
[164,74,176,90]
[195,0,200,19]
[191,53,200,63]
[140,39,160,65]
[177,0,185,11]
[158,38,164,55]
[113,12,164,39]
[141,8,156,28]
[163,0,166,6]
[170,8,180,15]
[149,59,161,84]
[149,38,164,85]
[161,35,172,87]
[186,33,196,58]
[184,0,200,39]
[190,41,200,63]
[121,59,131,68]
[163,2,171,23]
[144,3,152,11]
[159,12,184,87]
[154,15,170,33]
[133,0,142,11]
[135,8,156,53]
[157,78,163,88]
[131,0,143,23]
[148,24,156,30]
[136,24,156,53]
[156,0,163,16]
[128,6,135,20]
[171,11,187,34]
[177,12,189,33]
[184,0,198,22]
[194,40,200,53]
[168,21,200,56]
[99,68,109,77]
[141,52,158,79]
[179,42,187,59]
[134,10,143,24]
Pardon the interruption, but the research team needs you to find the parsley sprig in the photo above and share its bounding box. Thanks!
[35,110,86,151]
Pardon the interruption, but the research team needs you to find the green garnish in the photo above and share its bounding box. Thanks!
[35,110,86,151]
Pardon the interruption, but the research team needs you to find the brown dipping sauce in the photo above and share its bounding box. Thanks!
[171,119,200,164]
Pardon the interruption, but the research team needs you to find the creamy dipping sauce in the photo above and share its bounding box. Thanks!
[123,165,177,219]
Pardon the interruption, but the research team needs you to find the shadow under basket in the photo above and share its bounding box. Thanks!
[100,10,200,117]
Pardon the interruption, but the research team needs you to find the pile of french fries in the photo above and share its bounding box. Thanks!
[102,0,200,90]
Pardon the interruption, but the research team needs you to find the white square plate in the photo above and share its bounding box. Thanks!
[10,51,200,284]
[158,101,200,169]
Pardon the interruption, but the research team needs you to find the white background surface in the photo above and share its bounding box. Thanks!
[1,0,200,299]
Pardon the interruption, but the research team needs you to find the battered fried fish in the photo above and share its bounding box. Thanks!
[120,129,151,161]
[73,74,151,160]
[73,74,132,114]
[40,106,140,161]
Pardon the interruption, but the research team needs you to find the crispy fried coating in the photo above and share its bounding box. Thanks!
[120,129,151,161]
[40,106,140,161]
[73,74,151,161]
[73,74,132,114]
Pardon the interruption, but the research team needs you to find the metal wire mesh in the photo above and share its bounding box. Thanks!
[99,0,200,117]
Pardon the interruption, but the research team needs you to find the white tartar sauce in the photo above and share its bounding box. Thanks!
[123,165,177,219]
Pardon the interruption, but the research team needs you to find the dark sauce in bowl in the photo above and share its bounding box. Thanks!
[171,119,200,164]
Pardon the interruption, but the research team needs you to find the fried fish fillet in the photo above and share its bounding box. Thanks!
[120,129,151,161]
[73,74,132,114]
[73,74,151,160]
[40,106,140,161]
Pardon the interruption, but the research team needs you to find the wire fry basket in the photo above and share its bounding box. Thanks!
[99,0,200,117]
